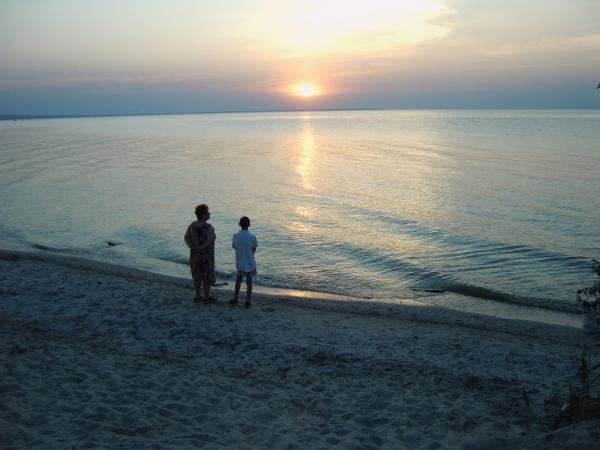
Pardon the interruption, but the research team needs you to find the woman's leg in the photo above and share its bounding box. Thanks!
[193,280,203,301]
[203,277,210,301]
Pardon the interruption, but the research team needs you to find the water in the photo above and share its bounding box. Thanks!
[1,110,598,318]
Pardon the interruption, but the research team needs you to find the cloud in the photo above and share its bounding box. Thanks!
[1,0,599,114]
[241,0,455,58]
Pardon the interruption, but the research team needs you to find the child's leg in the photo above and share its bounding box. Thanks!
[235,272,243,299]
[230,272,243,304]
[245,273,253,304]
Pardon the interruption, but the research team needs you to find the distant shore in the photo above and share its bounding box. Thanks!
[0,114,86,121]
[0,109,386,121]
[3,108,600,122]
[1,249,598,448]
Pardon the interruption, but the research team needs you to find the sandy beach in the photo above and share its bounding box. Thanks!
[1,249,599,449]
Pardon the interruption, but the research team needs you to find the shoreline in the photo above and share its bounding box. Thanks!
[0,248,581,328]
[1,249,599,448]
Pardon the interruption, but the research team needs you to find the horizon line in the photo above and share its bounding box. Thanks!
[1,106,600,121]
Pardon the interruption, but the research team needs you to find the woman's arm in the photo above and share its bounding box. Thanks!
[184,225,193,248]
[195,225,216,250]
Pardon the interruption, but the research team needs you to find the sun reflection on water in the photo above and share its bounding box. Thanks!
[297,119,316,191]
[295,205,315,219]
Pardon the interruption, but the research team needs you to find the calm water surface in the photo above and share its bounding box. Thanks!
[1,110,598,317]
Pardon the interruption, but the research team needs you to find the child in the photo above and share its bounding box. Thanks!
[229,216,258,308]
[184,204,216,303]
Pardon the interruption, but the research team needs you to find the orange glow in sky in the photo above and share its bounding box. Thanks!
[292,83,320,98]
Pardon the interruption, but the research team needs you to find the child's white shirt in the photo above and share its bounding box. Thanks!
[232,230,258,272]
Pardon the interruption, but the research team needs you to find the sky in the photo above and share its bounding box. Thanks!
[1,0,599,115]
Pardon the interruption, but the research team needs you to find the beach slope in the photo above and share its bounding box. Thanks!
[1,250,598,449]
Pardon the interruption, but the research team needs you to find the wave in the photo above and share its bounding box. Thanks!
[443,282,579,314]
[276,228,585,313]
[345,203,587,267]
[29,242,85,254]
[145,231,584,314]
[152,254,189,266]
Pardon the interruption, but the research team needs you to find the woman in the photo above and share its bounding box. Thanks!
[184,204,216,303]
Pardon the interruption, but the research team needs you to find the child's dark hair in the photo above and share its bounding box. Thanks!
[239,216,250,229]
[195,204,209,219]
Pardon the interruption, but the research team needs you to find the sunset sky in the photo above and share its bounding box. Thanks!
[1,0,599,115]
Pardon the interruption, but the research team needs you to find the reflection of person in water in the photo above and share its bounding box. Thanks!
[184,204,216,304]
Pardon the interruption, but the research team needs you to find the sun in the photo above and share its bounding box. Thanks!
[292,83,320,98]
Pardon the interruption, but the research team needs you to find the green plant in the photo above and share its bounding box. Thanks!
[577,259,600,311]
[554,348,600,428]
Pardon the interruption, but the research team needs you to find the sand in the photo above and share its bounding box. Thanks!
[1,249,599,449]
